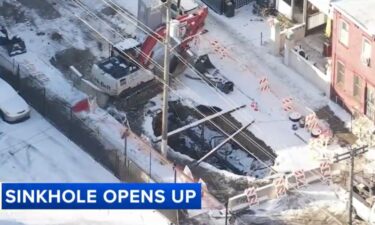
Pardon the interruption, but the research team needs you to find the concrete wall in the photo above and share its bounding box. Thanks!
[288,49,330,96]
[280,23,306,53]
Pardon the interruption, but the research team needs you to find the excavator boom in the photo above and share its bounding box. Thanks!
[139,6,208,66]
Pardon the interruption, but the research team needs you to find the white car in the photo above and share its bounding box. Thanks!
[0,78,30,123]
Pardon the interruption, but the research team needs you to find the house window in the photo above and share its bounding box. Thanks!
[339,20,349,46]
[336,61,345,87]
[353,75,362,100]
[283,0,292,6]
[362,38,372,66]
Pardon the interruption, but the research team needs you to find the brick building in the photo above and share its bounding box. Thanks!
[331,0,375,119]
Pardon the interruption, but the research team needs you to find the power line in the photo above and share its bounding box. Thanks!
[72,0,339,189]
[71,1,340,197]
[63,2,348,224]
[89,0,278,162]
[70,0,276,172]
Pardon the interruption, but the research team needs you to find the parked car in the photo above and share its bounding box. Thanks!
[0,78,30,123]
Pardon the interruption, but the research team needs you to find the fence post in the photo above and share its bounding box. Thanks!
[42,87,46,116]
[149,149,152,183]
[16,64,20,91]
[69,108,73,139]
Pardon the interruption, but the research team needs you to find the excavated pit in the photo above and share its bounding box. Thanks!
[151,101,275,177]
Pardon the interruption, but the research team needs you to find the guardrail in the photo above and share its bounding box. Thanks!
[228,165,337,212]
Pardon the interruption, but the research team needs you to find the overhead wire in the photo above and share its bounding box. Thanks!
[65,1,348,223]
[73,0,335,192]
[98,0,335,185]
[72,0,336,187]
[96,0,278,161]
[71,0,277,172]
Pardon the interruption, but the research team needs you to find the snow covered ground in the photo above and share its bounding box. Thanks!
[0,110,117,182]
[90,0,353,173]
[0,0,221,210]
[0,108,170,225]
[0,0,365,224]
[0,210,169,225]
[172,3,352,173]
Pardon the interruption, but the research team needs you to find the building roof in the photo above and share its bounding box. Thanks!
[309,0,332,16]
[97,57,139,79]
[140,0,161,7]
[333,0,375,36]
[179,0,199,11]
[113,38,141,52]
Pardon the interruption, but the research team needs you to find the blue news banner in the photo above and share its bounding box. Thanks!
[0,183,201,209]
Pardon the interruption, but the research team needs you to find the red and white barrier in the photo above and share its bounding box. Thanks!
[244,187,259,206]
[250,100,259,111]
[273,177,287,198]
[282,97,294,112]
[72,98,90,113]
[259,77,270,92]
[320,161,332,181]
[305,113,318,131]
[210,40,227,59]
[294,170,306,188]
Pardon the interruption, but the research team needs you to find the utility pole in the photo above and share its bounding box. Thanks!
[349,147,354,225]
[334,145,368,225]
[161,0,171,157]
[225,200,228,225]
[121,127,130,181]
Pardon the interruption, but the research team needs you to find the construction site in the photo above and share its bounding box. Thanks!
[1,0,375,225]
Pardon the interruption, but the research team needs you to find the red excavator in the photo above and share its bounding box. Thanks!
[91,4,233,96]
[113,5,208,67]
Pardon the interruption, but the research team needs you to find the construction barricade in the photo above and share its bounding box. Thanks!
[244,187,259,206]
[273,177,287,198]
[294,170,306,188]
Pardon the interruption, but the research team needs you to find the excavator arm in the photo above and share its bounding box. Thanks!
[139,6,208,66]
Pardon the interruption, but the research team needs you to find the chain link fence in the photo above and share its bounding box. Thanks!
[0,53,155,183]
[0,53,220,221]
